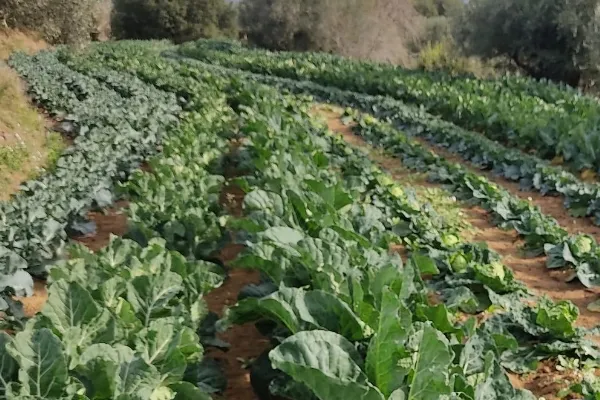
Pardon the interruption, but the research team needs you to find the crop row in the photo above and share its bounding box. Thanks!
[178,40,600,176]
[170,44,600,228]
[3,41,600,399]
[174,53,600,288]
[0,54,236,397]
[207,77,598,399]
[68,43,600,290]
[180,40,593,111]
[58,42,600,397]
[0,51,180,294]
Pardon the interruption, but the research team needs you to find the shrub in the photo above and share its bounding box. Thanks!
[454,0,600,86]
[417,41,496,77]
[111,0,238,43]
[0,0,99,44]
[239,0,422,65]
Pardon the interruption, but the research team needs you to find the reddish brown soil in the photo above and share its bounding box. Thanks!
[315,106,595,399]
[18,279,48,317]
[315,105,600,328]
[17,200,130,316]
[315,105,600,399]
[509,361,582,400]
[205,183,272,400]
[204,243,266,400]
[71,200,130,252]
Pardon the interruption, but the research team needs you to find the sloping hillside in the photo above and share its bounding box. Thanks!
[0,30,64,199]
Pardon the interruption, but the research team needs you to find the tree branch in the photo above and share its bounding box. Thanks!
[511,50,539,78]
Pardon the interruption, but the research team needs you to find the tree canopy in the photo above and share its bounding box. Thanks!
[454,0,600,86]
[239,0,422,64]
[112,0,238,43]
[0,0,102,44]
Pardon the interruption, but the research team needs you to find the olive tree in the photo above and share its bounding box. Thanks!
[111,0,238,43]
[413,0,463,18]
[454,0,600,86]
[239,0,422,64]
[0,0,100,44]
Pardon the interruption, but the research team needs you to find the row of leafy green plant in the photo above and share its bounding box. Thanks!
[0,56,243,398]
[202,77,600,399]
[169,51,600,290]
[180,39,592,111]
[63,40,600,398]
[347,111,600,288]
[74,43,600,291]
[0,51,181,299]
[177,39,600,176]
[7,40,600,398]
[170,44,600,228]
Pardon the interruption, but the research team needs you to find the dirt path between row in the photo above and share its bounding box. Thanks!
[16,173,269,400]
[314,106,600,330]
[412,130,600,241]
[204,243,265,400]
[315,107,596,398]
[204,182,268,400]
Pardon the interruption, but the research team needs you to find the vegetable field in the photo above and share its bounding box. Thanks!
[2,40,600,399]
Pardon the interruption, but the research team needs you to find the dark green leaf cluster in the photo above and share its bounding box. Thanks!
[1,50,180,310]
[179,39,600,175]
[0,237,226,398]
[5,40,599,399]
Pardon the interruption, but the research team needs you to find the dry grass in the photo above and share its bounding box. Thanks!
[0,29,47,61]
[0,29,66,200]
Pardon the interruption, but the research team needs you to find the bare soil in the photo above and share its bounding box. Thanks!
[71,200,130,252]
[315,106,593,398]
[205,183,271,400]
[315,105,600,327]
[315,105,600,398]
[204,244,265,400]
[509,360,583,399]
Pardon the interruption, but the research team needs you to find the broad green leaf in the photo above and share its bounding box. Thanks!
[406,325,453,400]
[368,264,405,309]
[304,180,353,210]
[77,343,163,399]
[459,332,495,376]
[410,254,439,275]
[170,381,211,400]
[441,287,483,314]
[261,226,304,246]
[127,271,183,327]
[42,280,100,333]
[7,328,67,398]
[244,189,284,215]
[135,318,201,382]
[76,343,130,398]
[535,297,578,339]
[475,352,536,399]
[270,330,384,400]
[226,287,372,340]
[115,353,163,399]
[365,288,412,396]
[415,304,459,335]
[0,332,17,395]
[41,280,116,364]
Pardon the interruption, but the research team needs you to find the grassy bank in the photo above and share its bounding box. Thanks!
[0,30,65,199]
